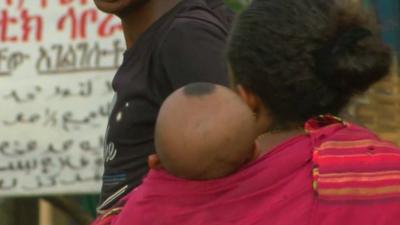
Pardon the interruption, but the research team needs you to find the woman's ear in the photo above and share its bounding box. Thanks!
[148,154,162,170]
[252,141,262,161]
[236,85,259,113]
[236,85,272,134]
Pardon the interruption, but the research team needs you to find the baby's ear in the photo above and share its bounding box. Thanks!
[148,154,163,170]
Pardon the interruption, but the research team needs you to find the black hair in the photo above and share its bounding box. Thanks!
[183,82,216,96]
[228,0,392,129]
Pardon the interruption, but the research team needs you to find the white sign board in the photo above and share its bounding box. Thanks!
[0,0,123,196]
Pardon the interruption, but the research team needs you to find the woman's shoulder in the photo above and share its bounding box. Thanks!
[311,119,400,202]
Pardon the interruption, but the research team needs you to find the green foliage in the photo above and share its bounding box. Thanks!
[224,0,249,11]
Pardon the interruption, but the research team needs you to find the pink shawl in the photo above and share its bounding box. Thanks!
[110,116,400,225]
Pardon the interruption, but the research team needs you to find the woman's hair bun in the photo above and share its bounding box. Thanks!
[314,0,392,94]
[227,0,393,128]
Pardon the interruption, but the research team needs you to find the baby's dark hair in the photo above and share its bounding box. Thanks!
[228,0,392,129]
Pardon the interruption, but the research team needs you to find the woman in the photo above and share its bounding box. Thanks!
[227,0,400,223]
[112,0,400,224]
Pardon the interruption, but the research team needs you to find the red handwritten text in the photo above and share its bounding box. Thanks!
[57,8,122,40]
[0,10,43,42]
[4,0,88,9]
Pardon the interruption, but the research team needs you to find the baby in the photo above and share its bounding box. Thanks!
[152,82,258,180]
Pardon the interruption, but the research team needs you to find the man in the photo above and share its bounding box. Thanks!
[93,0,234,220]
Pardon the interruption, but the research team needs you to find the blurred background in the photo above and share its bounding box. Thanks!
[0,0,398,225]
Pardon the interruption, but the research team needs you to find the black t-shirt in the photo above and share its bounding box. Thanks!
[98,0,234,210]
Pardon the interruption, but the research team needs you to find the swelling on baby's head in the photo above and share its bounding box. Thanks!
[155,82,258,180]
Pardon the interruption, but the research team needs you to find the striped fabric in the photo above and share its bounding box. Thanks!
[308,115,400,201]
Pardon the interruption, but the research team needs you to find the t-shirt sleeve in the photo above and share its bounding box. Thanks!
[158,18,230,90]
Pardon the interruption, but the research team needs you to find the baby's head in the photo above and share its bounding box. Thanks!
[154,82,258,180]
